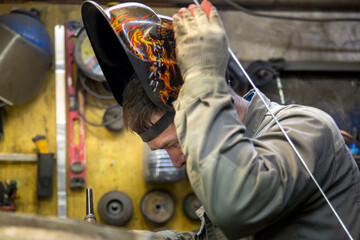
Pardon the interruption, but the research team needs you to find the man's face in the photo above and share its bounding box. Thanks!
[146,114,186,168]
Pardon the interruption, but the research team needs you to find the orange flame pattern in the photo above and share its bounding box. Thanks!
[110,8,182,107]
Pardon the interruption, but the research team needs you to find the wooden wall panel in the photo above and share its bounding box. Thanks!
[0,2,199,233]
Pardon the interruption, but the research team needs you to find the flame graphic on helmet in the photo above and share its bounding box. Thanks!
[110,9,181,107]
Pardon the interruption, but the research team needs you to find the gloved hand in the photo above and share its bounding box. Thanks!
[172,1,229,82]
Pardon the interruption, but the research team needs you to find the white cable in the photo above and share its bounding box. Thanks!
[191,0,353,239]
[228,48,353,240]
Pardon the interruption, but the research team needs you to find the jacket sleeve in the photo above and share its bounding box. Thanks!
[172,75,335,239]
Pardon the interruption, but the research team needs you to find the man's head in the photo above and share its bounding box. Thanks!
[82,1,184,150]
[122,76,248,169]
[123,76,166,134]
[83,1,245,168]
[123,76,186,168]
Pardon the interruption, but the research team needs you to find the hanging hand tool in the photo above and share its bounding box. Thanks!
[32,135,55,198]
[0,180,17,211]
[32,135,49,153]
[66,20,87,189]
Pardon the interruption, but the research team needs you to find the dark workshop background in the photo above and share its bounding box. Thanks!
[0,0,359,233]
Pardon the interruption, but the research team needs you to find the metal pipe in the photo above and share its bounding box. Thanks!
[84,187,97,223]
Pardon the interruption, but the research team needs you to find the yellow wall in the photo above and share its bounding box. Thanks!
[0,2,200,232]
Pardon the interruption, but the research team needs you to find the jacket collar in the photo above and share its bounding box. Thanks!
[243,90,271,138]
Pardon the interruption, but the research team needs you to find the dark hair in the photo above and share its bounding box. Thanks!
[122,76,166,134]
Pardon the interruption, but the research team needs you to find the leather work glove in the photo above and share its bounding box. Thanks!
[172,0,229,82]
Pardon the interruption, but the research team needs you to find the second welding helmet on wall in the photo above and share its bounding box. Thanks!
[81,1,182,112]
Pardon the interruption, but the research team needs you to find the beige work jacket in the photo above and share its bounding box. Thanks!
[161,73,360,240]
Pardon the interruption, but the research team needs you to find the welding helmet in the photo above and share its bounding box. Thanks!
[82,1,182,142]
[81,1,182,111]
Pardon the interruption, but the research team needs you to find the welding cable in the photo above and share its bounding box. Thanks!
[228,47,354,240]
[76,95,123,127]
[78,72,114,100]
[191,1,354,239]
[86,77,115,99]
[224,0,360,22]
[82,87,119,110]
[76,71,118,110]
[75,73,123,127]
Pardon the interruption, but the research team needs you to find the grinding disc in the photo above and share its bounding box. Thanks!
[140,189,175,224]
[97,191,133,226]
[182,192,201,221]
[102,107,124,131]
[74,28,105,82]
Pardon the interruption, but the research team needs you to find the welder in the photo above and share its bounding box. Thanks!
[82,1,360,239]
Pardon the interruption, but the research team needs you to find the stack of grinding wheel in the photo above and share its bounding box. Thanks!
[98,191,133,226]
[97,190,202,226]
[182,192,202,221]
[140,189,175,224]
[140,190,202,224]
